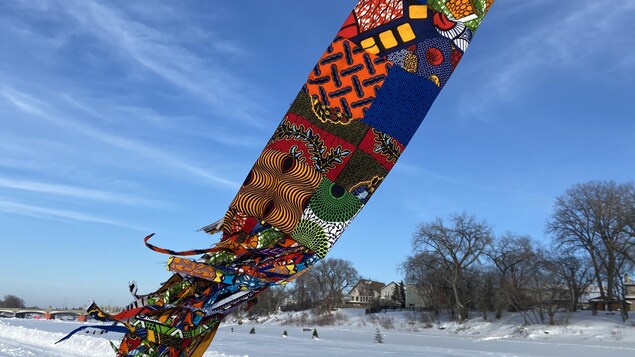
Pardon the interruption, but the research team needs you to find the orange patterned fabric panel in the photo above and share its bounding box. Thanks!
[227,149,322,234]
[306,37,392,123]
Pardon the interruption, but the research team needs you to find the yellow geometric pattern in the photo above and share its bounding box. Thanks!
[379,30,398,49]
[409,4,428,19]
[397,23,416,42]
[357,5,429,55]
[360,37,380,55]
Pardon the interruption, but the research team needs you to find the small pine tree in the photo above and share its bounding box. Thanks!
[374,328,383,344]
[391,281,407,310]
[391,283,400,309]
[249,327,256,334]
[283,329,288,337]
[312,328,319,339]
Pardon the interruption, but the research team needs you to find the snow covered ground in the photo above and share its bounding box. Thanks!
[1,309,634,356]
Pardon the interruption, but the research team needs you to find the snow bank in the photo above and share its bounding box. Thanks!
[0,319,114,357]
[2,310,634,357]
[0,319,242,357]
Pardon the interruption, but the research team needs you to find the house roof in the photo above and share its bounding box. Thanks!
[348,279,385,294]
[588,296,623,302]
[380,281,398,290]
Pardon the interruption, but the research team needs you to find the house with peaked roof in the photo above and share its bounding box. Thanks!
[346,279,384,306]
[380,281,399,307]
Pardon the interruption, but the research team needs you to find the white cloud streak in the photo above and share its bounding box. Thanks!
[0,87,240,189]
[462,0,635,116]
[0,199,148,231]
[2,88,48,117]
[60,1,264,128]
[0,177,166,208]
[2,86,240,188]
[69,100,262,149]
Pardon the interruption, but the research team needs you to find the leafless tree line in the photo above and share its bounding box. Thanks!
[402,180,635,324]
[239,258,360,318]
[286,257,360,314]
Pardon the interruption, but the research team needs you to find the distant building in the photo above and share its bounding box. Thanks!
[624,274,635,308]
[379,282,398,307]
[404,283,428,309]
[577,285,601,310]
[583,275,635,312]
[346,279,384,306]
[587,297,625,312]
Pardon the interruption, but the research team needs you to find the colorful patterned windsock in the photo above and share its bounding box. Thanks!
[60,1,495,356]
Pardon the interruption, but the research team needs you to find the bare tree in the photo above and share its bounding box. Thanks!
[1,295,25,308]
[615,265,634,322]
[307,258,359,313]
[530,249,569,326]
[287,269,320,311]
[412,213,493,322]
[468,265,497,321]
[512,247,544,325]
[547,181,635,310]
[546,249,594,313]
[620,192,635,264]
[402,252,452,318]
[486,233,535,319]
[248,286,288,317]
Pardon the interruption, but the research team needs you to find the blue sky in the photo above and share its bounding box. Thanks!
[0,1,633,309]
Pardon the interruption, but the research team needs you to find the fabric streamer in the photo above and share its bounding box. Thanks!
[59,1,495,355]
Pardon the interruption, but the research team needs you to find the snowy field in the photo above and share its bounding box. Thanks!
[1,309,635,356]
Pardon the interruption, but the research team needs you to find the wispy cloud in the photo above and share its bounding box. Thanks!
[462,0,635,116]
[0,199,148,231]
[0,87,240,189]
[70,101,263,149]
[0,177,166,208]
[2,88,48,116]
[59,1,264,128]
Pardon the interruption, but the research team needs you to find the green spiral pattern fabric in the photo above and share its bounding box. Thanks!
[309,179,362,223]
[291,219,329,258]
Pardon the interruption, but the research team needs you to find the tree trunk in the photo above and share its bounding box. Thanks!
[606,249,616,310]
[548,306,556,325]
[570,291,578,312]
[589,253,606,300]
[451,269,465,323]
[620,301,629,322]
